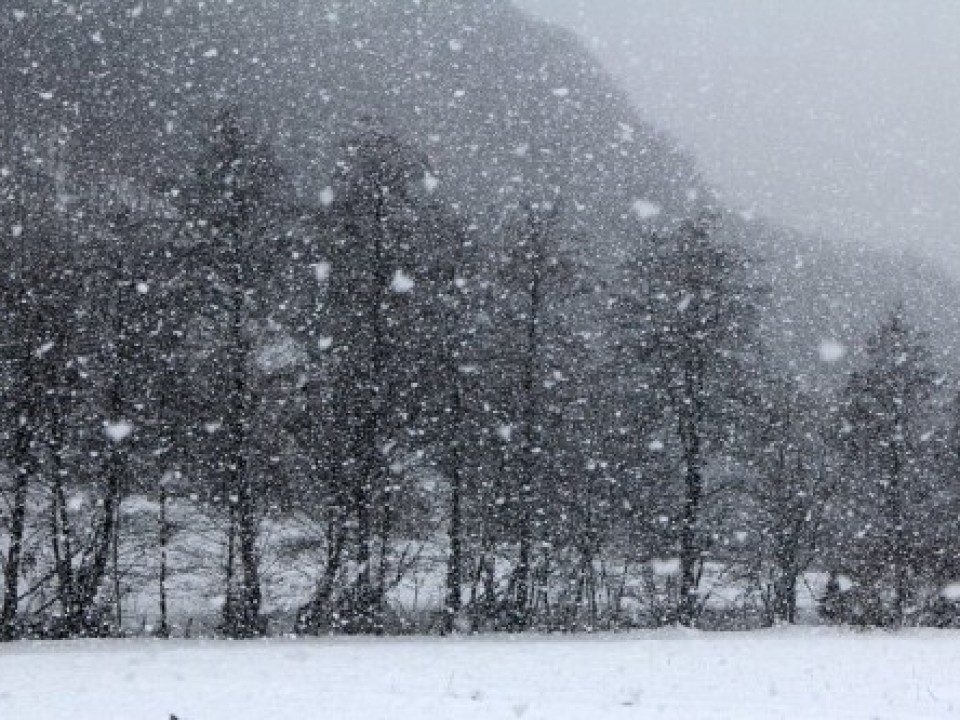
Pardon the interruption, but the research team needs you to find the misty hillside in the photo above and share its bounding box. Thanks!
[7,0,959,375]
[4,0,700,220]
[734,218,960,388]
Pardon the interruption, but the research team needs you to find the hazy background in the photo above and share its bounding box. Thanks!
[517,0,960,272]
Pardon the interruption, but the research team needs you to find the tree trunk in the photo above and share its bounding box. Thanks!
[236,480,262,636]
[1,309,41,640]
[513,259,543,631]
[346,194,391,634]
[443,463,464,633]
[677,461,702,627]
[157,485,169,637]
[352,424,380,632]
[223,505,237,632]
[889,419,906,628]
[77,447,123,635]
[0,462,30,640]
[442,381,465,634]
[53,446,122,638]
[677,372,703,627]
[113,495,123,633]
[222,273,262,638]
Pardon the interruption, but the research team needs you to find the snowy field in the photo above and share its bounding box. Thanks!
[3,630,960,719]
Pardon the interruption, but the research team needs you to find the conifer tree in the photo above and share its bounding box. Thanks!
[833,308,938,626]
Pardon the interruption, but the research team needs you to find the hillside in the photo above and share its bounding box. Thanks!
[5,0,958,373]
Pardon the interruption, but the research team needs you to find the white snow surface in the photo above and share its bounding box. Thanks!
[3,630,960,719]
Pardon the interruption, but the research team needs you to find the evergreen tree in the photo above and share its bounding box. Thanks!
[832,308,939,626]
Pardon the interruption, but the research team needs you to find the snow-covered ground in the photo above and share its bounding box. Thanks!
[3,629,960,719]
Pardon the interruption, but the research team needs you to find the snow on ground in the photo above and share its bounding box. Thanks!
[3,629,960,719]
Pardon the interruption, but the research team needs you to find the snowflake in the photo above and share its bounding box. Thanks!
[104,420,135,442]
[312,261,331,283]
[941,583,960,601]
[391,270,415,293]
[818,340,845,363]
[631,199,661,219]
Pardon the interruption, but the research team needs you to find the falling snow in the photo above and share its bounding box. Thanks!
[390,269,416,293]
[104,420,135,442]
[631,199,662,219]
[312,261,332,283]
[423,172,440,194]
[2,3,959,717]
[819,339,846,363]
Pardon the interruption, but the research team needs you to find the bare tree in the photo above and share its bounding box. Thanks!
[186,108,283,637]
[621,215,762,627]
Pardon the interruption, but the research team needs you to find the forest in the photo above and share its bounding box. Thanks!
[3,105,960,641]
[3,0,960,644]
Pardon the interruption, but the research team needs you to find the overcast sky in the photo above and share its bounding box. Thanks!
[517,0,960,270]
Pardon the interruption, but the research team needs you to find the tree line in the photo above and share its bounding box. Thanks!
[2,109,960,640]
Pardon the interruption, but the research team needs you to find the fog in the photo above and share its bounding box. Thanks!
[517,0,960,272]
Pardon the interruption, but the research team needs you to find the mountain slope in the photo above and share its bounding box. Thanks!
[4,0,959,375]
